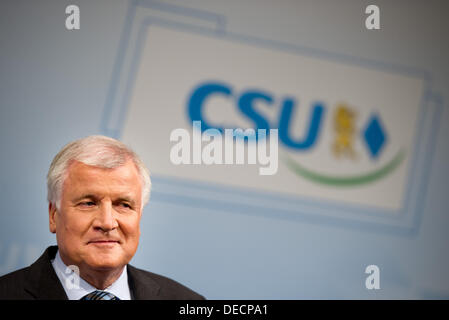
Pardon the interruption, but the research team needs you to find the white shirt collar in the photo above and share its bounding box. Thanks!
[51,249,132,300]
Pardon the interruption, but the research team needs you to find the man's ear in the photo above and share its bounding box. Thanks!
[49,202,57,234]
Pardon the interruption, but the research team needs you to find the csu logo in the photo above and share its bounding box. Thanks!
[187,81,405,187]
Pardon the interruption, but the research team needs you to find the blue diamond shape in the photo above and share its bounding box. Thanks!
[363,115,387,159]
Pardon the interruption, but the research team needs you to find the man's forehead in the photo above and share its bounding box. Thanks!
[64,160,142,190]
[72,192,138,202]
[66,159,139,177]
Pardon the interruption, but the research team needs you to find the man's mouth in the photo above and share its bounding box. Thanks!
[87,240,120,246]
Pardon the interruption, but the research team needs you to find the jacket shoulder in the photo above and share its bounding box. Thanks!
[0,267,32,299]
[127,265,205,300]
[0,246,66,300]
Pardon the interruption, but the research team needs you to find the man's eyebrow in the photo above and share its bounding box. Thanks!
[115,197,136,205]
[72,194,99,203]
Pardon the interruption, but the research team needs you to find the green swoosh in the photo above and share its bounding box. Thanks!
[282,149,406,187]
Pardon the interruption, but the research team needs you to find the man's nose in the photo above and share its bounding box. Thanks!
[93,202,118,232]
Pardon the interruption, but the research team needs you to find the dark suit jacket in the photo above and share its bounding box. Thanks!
[0,246,205,300]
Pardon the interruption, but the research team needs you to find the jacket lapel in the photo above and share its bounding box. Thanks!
[127,264,161,300]
[24,246,68,300]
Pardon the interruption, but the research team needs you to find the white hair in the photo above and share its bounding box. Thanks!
[47,135,151,210]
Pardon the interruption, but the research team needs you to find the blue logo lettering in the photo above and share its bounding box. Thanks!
[187,81,325,150]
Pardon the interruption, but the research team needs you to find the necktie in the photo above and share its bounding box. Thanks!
[80,290,120,300]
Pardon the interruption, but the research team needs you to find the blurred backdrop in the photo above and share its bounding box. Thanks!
[1,0,448,299]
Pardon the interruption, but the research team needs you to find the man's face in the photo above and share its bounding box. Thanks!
[49,159,143,272]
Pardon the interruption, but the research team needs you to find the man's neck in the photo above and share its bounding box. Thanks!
[58,251,125,290]
[79,267,125,290]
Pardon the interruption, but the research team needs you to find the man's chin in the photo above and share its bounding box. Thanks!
[84,258,124,271]
[83,247,125,270]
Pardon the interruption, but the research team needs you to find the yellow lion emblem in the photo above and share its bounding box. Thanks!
[333,104,357,159]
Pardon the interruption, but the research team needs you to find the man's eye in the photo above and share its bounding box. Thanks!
[79,201,95,207]
[120,203,131,209]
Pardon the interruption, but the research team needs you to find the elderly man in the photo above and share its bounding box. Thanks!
[0,135,204,300]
